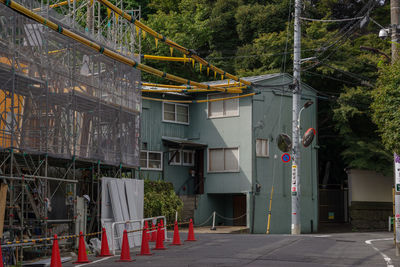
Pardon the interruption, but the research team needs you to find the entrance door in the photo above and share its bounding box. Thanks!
[233,195,246,226]
[194,149,204,194]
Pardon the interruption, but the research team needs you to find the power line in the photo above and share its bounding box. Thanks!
[300,16,365,22]
[302,71,360,87]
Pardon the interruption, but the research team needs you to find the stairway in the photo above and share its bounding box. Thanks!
[180,195,196,222]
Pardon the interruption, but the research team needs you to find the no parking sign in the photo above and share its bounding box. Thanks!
[281,153,291,163]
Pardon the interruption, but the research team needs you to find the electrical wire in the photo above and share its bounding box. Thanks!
[300,16,364,22]
[303,0,377,71]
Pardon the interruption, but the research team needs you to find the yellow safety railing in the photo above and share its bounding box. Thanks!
[142,92,257,104]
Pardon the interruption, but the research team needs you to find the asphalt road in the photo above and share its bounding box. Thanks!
[63,232,400,267]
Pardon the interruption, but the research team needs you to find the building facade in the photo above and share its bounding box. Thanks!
[139,73,318,234]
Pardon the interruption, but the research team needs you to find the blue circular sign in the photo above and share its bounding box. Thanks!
[281,153,291,163]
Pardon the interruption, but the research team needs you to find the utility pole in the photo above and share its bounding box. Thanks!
[391,0,400,256]
[291,0,301,235]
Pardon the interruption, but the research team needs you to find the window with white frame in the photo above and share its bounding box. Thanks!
[183,150,195,166]
[169,149,181,165]
[208,147,239,172]
[208,93,239,118]
[256,139,269,157]
[140,151,162,170]
[163,103,189,124]
[169,150,195,166]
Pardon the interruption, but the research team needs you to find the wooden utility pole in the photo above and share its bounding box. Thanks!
[392,0,400,256]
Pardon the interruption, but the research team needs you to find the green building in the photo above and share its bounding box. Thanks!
[139,73,318,234]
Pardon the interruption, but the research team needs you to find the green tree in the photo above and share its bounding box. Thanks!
[372,61,400,155]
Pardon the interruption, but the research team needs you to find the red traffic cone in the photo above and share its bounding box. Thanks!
[170,221,182,246]
[98,227,112,257]
[150,222,157,242]
[74,232,90,263]
[0,243,3,267]
[186,218,196,241]
[116,230,134,262]
[153,224,166,250]
[145,221,151,241]
[137,226,152,256]
[50,235,62,267]
[160,219,165,241]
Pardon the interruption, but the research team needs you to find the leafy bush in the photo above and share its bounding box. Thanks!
[144,179,183,224]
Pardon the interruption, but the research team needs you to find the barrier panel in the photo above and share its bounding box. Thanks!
[111,219,142,255]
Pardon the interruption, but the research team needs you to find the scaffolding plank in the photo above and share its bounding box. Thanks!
[0,183,7,238]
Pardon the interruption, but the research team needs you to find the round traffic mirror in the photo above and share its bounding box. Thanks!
[277,133,292,152]
[302,128,316,147]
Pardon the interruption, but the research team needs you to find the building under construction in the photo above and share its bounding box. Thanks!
[0,0,141,262]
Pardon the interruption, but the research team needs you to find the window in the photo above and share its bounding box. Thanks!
[169,150,195,166]
[163,103,189,124]
[208,147,239,172]
[256,139,269,157]
[183,150,195,166]
[169,150,181,165]
[140,151,162,170]
[208,93,239,118]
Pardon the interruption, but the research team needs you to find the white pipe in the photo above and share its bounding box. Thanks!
[211,211,216,230]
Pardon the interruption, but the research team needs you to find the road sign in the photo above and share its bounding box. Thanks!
[281,153,291,163]
[396,153,400,192]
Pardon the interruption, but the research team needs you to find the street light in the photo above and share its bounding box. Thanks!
[297,100,314,133]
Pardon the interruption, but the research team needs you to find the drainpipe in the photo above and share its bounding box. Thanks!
[251,97,256,234]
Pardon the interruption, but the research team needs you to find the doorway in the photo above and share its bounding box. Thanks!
[194,149,204,194]
[233,195,246,226]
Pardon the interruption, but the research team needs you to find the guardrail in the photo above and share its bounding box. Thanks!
[110,215,168,255]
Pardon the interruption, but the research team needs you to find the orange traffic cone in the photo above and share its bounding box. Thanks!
[160,219,165,241]
[153,224,166,250]
[50,235,62,267]
[186,218,196,241]
[0,243,4,267]
[170,221,182,246]
[116,230,134,262]
[150,222,157,242]
[137,226,152,256]
[98,227,112,257]
[74,232,90,263]
[145,221,151,241]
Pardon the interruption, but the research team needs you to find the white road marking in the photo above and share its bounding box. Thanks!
[365,238,393,267]
[75,255,118,267]
[312,235,332,238]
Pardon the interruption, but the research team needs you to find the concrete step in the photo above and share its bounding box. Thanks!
[180,195,196,221]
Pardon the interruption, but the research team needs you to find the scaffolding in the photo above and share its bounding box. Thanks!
[0,0,141,263]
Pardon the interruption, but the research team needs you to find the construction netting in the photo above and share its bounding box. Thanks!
[0,0,141,167]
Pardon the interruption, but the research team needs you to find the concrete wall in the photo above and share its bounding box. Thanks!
[347,169,393,230]
[348,169,393,203]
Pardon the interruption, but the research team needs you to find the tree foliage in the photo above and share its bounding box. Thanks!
[372,61,400,156]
